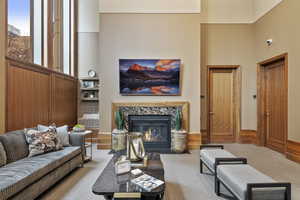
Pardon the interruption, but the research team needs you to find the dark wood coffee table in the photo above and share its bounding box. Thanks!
[92,153,165,200]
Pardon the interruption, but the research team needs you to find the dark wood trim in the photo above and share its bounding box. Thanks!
[68,0,72,76]
[257,53,288,153]
[258,53,287,66]
[47,0,54,69]
[201,129,208,144]
[30,0,34,63]
[239,130,258,144]
[41,0,45,66]
[59,0,64,72]
[207,65,240,69]
[97,132,202,150]
[112,102,190,132]
[207,65,241,144]
[4,0,7,133]
[286,140,300,164]
[73,0,78,77]
[187,133,202,150]
[6,57,77,80]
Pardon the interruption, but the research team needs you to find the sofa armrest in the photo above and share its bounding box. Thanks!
[200,145,224,150]
[69,134,86,156]
[70,134,84,146]
[247,183,291,200]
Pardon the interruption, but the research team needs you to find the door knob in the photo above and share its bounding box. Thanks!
[209,112,214,115]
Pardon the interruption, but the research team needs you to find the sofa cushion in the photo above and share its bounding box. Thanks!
[38,124,71,147]
[25,128,63,157]
[0,146,81,199]
[0,142,7,167]
[200,149,235,171]
[0,130,29,163]
[217,164,285,200]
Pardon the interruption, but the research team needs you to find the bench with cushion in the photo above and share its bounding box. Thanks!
[215,158,291,200]
[200,145,236,174]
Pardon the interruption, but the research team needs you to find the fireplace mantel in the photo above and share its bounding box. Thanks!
[111,101,190,132]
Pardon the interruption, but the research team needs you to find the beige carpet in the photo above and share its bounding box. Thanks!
[40,144,300,200]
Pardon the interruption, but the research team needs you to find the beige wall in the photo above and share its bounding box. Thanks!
[77,0,100,78]
[201,24,256,131]
[199,0,253,23]
[78,33,99,77]
[78,0,99,32]
[99,14,201,133]
[253,0,283,22]
[254,0,300,141]
[99,0,201,13]
[0,0,5,133]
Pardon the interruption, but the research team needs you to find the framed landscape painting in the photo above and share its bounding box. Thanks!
[119,59,181,96]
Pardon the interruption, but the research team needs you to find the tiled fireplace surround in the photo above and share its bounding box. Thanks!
[112,102,189,151]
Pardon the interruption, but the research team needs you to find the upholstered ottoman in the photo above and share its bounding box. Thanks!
[215,159,291,200]
[200,145,236,174]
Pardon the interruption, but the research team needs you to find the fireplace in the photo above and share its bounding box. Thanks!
[128,115,171,152]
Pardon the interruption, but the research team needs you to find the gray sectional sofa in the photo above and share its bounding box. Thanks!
[0,130,85,200]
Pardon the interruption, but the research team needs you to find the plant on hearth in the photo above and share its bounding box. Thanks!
[175,108,182,131]
[115,110,124,130]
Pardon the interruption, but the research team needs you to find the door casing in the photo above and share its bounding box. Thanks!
[207,65,241,143]
[257,53,288,153]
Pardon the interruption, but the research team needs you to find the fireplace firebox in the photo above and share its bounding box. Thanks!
[128,115,171,152]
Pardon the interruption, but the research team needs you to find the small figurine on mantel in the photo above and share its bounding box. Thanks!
[172,108,187,153]
[112,110,127,152]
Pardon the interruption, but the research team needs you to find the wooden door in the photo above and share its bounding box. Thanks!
[209,68,236,143]
[264,61,286,152]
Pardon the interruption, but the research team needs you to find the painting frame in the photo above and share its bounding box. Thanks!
[119,59,182,96]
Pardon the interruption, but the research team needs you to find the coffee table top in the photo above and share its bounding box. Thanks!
[92,153,165,196]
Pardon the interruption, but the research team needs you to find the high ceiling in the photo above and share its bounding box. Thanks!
[98,0,283,23]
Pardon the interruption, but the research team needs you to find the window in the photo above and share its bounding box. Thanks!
[7,0,32,62]
[33,0,43,65]
[49,0,76,75]
[7,0,77,76]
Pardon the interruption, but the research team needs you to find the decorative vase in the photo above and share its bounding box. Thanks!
[171,130,187,153]
[126,132,146,162]
[112,129,127,152]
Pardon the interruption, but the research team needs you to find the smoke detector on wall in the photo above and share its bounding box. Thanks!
[266,39,273,46]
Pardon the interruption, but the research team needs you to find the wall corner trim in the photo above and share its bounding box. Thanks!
[286,140,300,164]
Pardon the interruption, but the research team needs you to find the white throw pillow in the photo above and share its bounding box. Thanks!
[38,124,71,147]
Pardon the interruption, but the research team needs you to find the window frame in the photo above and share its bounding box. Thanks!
[5,0,78,77]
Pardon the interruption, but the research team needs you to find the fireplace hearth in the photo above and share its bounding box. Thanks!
[128,115,171,152]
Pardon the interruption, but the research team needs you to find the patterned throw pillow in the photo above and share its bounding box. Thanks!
[25,127,63,157]
[0,142,7,167]
[37,124,70,147]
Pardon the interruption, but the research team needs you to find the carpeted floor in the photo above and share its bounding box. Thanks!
[40,144,300,200]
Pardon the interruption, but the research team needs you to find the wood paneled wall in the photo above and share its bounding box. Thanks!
[187,133,202,150]
[0,0,6,133]
[51,74,78,126]
[286,140,300,164]
[6,58,78,131]
[239,130,258,144]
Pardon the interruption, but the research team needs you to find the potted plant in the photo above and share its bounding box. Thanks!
[172,108,187,153]
[73,124,85,132]
[112,110,127,151]
[175,108,182,131]
[115,110,124,130]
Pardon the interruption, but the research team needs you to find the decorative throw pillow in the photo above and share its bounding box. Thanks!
[0,142,7,167]
[25,128,63,157]
[38,124,70,147]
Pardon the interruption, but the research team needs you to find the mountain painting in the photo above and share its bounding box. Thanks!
[120,59,181,96]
